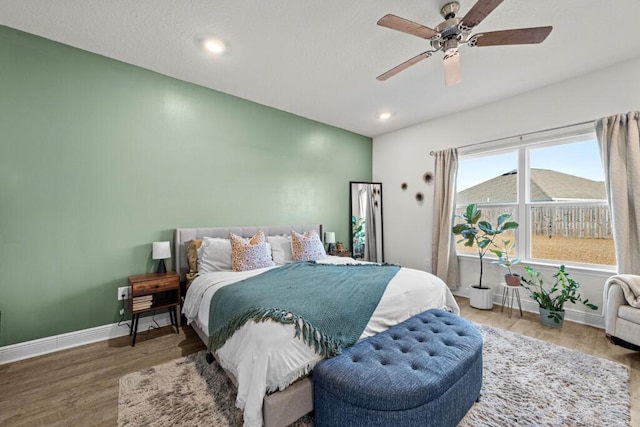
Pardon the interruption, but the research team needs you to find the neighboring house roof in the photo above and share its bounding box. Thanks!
[457,169,606,204]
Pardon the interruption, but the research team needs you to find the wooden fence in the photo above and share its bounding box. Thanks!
[455,205,612,239]
[531,205,612,239]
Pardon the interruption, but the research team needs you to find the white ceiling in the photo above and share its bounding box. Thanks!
[2,1,639,137]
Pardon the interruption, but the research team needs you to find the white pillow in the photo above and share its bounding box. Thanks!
[291,230,327,261]
[197,236,232,273]
[267,235,294,265]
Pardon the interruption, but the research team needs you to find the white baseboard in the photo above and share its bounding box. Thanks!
[453,288,605,329]
[0,312,172,365]
[1,290,606,366]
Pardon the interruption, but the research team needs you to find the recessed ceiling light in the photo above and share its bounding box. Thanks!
[203,39,226,54]
[378,112,393,120]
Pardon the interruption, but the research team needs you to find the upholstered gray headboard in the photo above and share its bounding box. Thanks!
[173,224,323,281]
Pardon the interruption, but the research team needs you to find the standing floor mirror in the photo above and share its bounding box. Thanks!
[350,181,384,262]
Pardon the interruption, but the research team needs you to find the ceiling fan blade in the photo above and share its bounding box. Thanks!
[377,52,432,81]
[443,51,461,87]
[472,26,553,46]
[377,14,438,39]
[461,0,504,29]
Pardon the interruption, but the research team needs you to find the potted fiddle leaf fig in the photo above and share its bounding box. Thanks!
[452,204,519,309]
[520,265,597,327]
[491,239,521,286]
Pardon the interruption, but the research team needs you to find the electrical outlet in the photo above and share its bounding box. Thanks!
[117,286,131,301]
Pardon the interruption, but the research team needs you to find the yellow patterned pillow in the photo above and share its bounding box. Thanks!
[186,239,203,276]
[291,230,327,261]
[230,231,275,272]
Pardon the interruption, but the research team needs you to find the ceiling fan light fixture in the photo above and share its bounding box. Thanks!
[444,46,457,57]
[376,0,552,87]
[443,51,462,86]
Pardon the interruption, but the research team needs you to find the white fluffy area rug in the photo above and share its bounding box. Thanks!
[118,324,630,426]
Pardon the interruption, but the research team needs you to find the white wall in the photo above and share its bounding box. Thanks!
[373,56,640,326]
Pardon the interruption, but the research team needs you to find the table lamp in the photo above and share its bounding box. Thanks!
[152,241,171,274]
[324,232,336,253]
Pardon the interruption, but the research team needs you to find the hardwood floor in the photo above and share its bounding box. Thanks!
[0,298,638,426]
[0,324,206,426]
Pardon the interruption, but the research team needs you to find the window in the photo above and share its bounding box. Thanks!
[455,125,615,267]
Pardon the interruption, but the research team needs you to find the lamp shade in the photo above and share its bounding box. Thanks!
[324,232,336,244]
[152,241,171,260]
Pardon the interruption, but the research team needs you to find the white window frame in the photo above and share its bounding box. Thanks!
[457,123,616,271]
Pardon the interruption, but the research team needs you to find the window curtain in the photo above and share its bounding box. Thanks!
[596,111,640,274]
[431,148,459,289]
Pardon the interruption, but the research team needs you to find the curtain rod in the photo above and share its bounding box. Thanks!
[428,118,597,156]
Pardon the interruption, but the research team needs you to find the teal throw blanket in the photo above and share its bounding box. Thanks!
[208,262,400,357]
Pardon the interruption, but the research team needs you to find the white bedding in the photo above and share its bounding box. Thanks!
[182,256,459,427]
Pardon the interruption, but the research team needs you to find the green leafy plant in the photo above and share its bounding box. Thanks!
[452,204,519,289]
[490,239,521,275]
[351,216,365,245]
[520,265,598,324]
[351,216,365,257]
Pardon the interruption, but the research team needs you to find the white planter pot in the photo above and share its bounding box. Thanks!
[469,285,494,310]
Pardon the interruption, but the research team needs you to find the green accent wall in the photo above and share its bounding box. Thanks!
[0,25,372,346]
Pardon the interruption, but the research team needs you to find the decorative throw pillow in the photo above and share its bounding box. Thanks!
[198,236,233,273]
[230,231,275,272]
[186,239,203,275]
[291,230,327,261]
[185,239,203,286]
[267,234,294,265]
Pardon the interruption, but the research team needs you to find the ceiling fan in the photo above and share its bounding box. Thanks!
[376,0,552,86]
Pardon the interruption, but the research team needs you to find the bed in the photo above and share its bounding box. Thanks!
[175,224,459,427]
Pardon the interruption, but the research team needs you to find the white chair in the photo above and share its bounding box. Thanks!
[604,275,640,351]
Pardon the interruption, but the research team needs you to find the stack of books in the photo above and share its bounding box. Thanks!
[132,295,153,311]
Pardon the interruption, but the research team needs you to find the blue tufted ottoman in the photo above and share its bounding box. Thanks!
[313,309,483,427]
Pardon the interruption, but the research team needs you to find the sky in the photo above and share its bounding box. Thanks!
[457,139,605,191]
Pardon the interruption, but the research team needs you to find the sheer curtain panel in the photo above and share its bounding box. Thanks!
[596,111,640,274]
[431,148,459,289]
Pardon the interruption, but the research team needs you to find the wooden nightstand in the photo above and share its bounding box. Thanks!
[128,271,180,346]
[328,251,353,258]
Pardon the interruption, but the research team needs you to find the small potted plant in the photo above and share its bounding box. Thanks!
[452,204,519,309]
[491,239,521,286]
[520,264,597,327]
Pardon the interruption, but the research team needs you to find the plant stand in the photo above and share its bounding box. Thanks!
[499,283,522,318]
[469,285,493,310]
